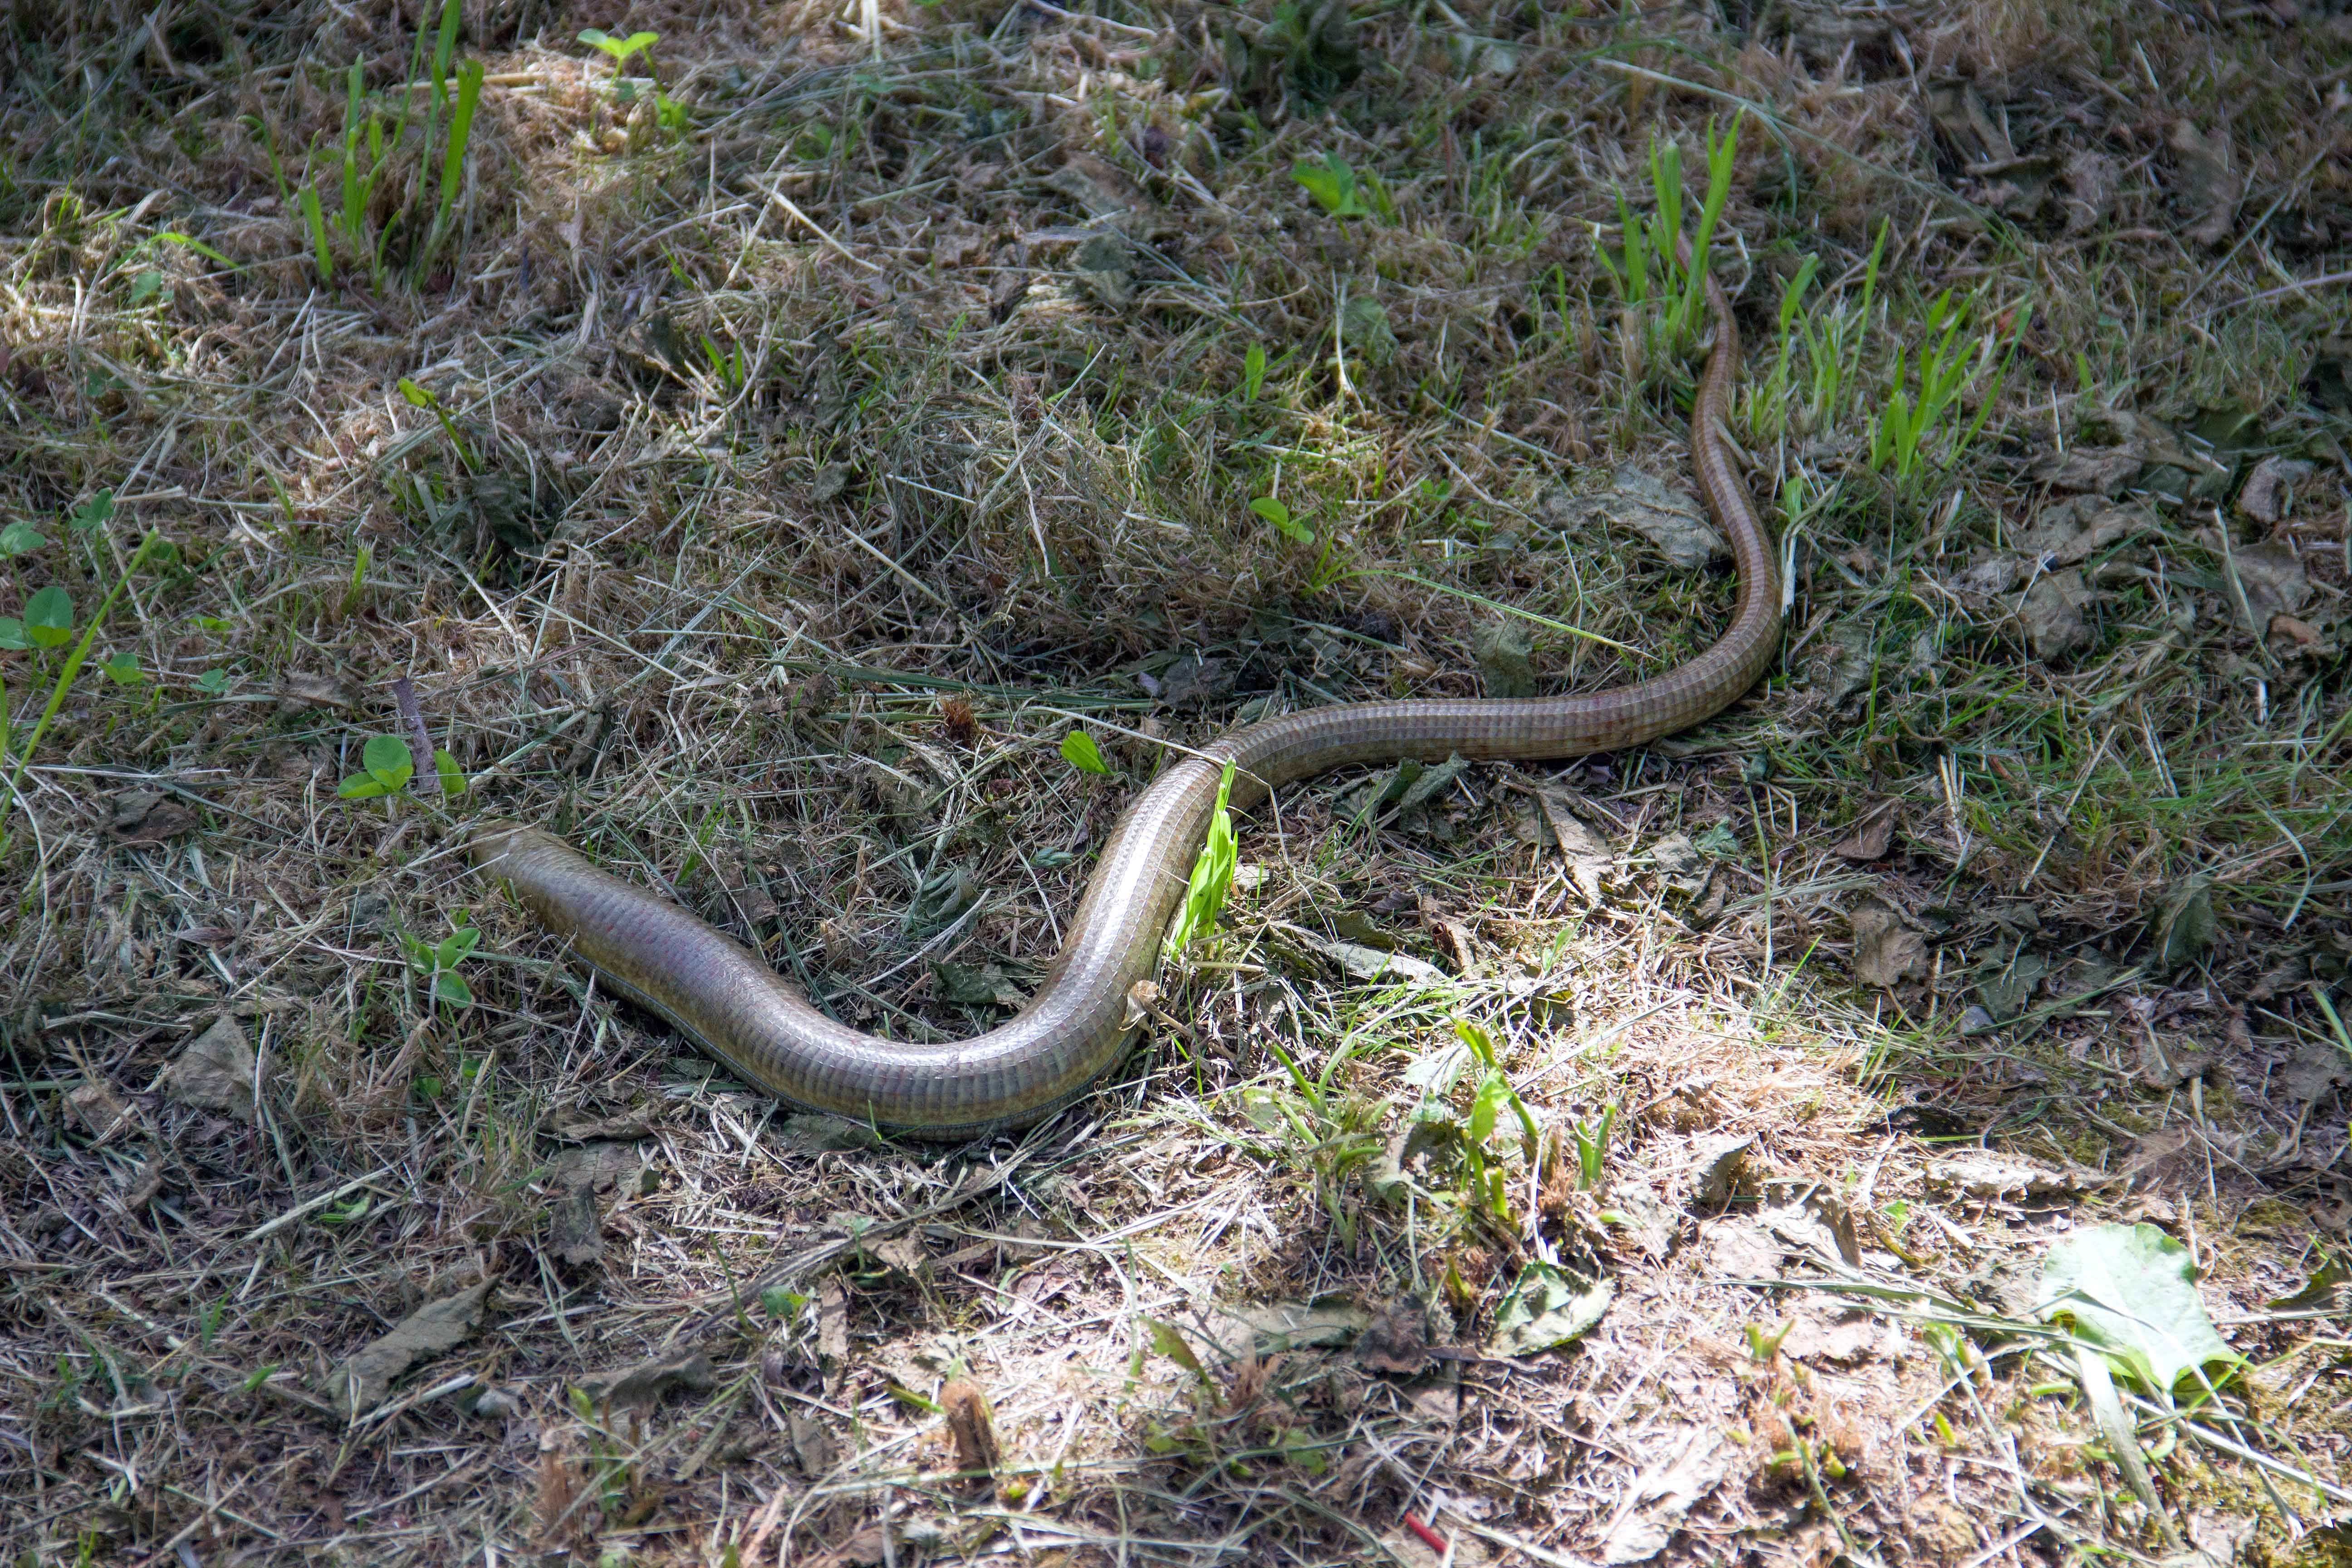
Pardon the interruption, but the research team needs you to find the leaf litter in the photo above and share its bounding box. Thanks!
[3,1,2349,1565]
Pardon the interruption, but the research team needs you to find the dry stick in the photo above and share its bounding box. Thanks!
[761,186,882,272]
[391,675,440,795]
[242,1164,396,1243]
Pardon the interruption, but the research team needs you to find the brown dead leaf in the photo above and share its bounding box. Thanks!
[809,1523,892,1568]
[2168,120,2243,247]
[939,1378,1001,1481]
[2239,456,2314,524]
[1533,787,1615,900]
[108,789,198,847]
[1045,153,1153,231]
[1831,800,1899,861]
[2017,500,2155,567]
[577,1349,714,1409]
[1596,1428,1727,1564]
[548,1184,603,1267]
[66,1080,131,1140]
[162,1015,257,1123]
[277,672,361,714]
[786,1407,837,1477]
[1353,1298,1431,1375]
[539,1110,661,1143]
[818,1276,851,1392]
[331,1281,493,1420]
[2019,569,2092,661]
[1848,898,1926,989]
[1543,465,1728,571]
[2062,150,2120,234]
[2230,542,2311,630]
[2029,447,2144,494]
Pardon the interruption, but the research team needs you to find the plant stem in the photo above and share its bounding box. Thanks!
[0,537,153,853]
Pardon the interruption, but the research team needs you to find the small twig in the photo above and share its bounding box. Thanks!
[762,186,882,272]
[241,1164,396,1244]
[391,676,441,795]
[1401,1510,1449,1556]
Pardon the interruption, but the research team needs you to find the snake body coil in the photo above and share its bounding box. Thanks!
[473,262,1777,1139]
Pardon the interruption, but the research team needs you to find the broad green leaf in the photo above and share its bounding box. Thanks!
[396,377,436,408]
[195,667,230,695]
[69,490,113,534]
[1243,342,1267,402]
[337,773,391,799]
[2034,1222,2244,1404]
[0,618,25,651]
[579,27,657,61]
[435,749,469,797]
[431,969,474,1008]
[158,230,235,269]
[1060,728,1111,775]
[1490,1261,1613,1356]
[362,733,415,792]
[1467,1071,1508,1146]
[101,651,141,685]
[1290,152,1365,219]
[1250,495,1313,545]
[24,585,74,648]
[129,269,163,306]
[0,521,47,556]
[1166,761,1238,952]
[1145,1318,1204,1376]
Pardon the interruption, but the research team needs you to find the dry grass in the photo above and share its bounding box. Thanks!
[3,1,2350,1564]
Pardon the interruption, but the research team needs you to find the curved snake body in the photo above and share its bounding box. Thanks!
[472,263,1777,1139]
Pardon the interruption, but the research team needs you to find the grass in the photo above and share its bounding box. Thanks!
[2,0,2350,1564]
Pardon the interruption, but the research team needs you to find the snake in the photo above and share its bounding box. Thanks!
[469,251,1778,1140]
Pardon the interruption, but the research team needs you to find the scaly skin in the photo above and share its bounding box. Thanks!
[471,260,1778,1139]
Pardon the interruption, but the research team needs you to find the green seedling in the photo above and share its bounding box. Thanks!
[0,521,46,557]
[1447,1019,1542,1226]
[579,26,659,66]
[1291,152,1387,220]
[1746,1319,1793,1360]
[343,545,371,618]
[1250,495,1312,545]
[300,183,334,279]
[1572,1104,1614,1190]
[700,332,745,393]
[397,377,481,473]
[1,585,74,650]
[1165,761,1238,954]
[404,910,481,1009]
[1596,118,1740,358]
[416,58,485,278]
[1059,728,1112,775]
[1866,287,2019,480]
[430,0,462,111]
[1242,342,1267,402]
[580,27,684,131]
[100,652,141,686]
[338,734,416,800]
[0,532,172,851]
[68,490,113,536]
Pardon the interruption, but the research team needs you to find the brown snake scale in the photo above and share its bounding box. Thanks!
[471,253,1779,1139]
